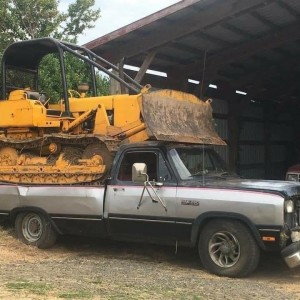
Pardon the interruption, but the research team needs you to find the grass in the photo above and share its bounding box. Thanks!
[58,290,93,299]
[6,280,52,295]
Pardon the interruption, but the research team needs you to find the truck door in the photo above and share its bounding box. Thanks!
[105,149,177,243]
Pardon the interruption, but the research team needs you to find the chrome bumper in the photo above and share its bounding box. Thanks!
[282,241,300,268]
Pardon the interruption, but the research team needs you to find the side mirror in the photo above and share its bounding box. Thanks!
[132,163,148,182]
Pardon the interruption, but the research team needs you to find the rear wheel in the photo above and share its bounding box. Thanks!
[198,219,260,277]
[15,211,57,249]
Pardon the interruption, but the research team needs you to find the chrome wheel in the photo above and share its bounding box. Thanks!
[208,231,240,268]
[21,213,43,242]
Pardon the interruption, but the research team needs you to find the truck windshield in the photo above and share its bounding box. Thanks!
[169,147,229,180]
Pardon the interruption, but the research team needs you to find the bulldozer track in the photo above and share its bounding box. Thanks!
[0,135,119,185]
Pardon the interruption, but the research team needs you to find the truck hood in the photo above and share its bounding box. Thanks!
[182,177,300,197]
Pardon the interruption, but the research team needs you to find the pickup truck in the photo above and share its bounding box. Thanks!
[1,141,300,278]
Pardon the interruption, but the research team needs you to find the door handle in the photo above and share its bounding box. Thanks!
[113,187,125,192]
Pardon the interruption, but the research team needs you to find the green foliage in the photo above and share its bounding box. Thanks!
[6,0,64,40]
[0,0,100,44]
[96,73,110,96]
[39,54,110,103]
[0,0,109,99]
[61,0,101,42]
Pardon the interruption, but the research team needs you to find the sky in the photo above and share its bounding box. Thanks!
[59,0,181,45]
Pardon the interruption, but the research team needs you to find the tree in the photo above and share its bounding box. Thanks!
[61,0,100,42]
[0,0,110,98]
[1,0,100,43]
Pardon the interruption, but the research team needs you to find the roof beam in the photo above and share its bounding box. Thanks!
[180,20,300,78]
[194,32,233,47]
[89,0,275,63]
[171,42,204,56]
[250,11,279,29]
[277,0,300,18]
[221,23,254,39]
[134,50,157,83]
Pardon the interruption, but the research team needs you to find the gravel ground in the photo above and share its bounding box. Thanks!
[1,227,300,299]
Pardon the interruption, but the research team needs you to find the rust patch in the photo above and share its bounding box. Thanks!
[141,90,226,145]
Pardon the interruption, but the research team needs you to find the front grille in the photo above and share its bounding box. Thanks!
[292,196,300,226]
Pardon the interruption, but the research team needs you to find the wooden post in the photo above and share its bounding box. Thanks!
[110,68,121,95]
[109,59,128,95]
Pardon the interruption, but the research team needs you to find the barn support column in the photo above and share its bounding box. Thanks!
[225,86,241,173]
[263,104,272,179]
[110,59,126,94]
[291,109,300,165]
[110,68,121,94]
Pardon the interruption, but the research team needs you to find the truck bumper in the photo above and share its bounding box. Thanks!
[282,241,300,268]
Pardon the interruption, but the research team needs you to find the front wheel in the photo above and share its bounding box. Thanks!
[198,219,260,277]
[15,211,57,249]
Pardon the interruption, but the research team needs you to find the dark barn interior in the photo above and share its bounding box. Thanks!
[85,0,300,180]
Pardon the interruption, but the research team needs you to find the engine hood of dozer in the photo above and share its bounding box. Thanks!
[140,89,225,146]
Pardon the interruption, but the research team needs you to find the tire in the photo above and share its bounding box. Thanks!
[198,219,260,278]
[15,211,57,249]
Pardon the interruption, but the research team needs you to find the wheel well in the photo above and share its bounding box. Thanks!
[10,207,61,234]
[191,212,265,250]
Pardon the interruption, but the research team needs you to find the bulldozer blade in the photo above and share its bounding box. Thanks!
[141,90,226,145]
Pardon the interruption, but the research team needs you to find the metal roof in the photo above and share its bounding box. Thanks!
[85,0,300,104]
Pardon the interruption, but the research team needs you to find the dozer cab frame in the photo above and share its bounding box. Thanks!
[0,38,224,185]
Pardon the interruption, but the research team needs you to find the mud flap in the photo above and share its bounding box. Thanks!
[140,90,226,145]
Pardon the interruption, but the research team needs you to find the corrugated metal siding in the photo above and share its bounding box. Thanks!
[270,123,293,141]
[239,168,265,179]
[211,98,228,114]
[211,98,228,163]
[239,145,264,164]
[268,162,287,180]
[240,103,263,119]
[277,112,292,121]
[212,145,229,164]
[271,145,286,162]
[240,121,264,141]
[209,96,293,180]
[214,119,228,140]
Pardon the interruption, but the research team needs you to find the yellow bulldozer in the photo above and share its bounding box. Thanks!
[0,38,224,185]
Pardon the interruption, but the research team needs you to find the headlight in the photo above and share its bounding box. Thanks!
[286,174,299,182]
[285,200,295,213]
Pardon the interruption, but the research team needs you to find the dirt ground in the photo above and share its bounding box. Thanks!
[1,225,300,300]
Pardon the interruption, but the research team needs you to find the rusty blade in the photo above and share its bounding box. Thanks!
[141,90,226,145]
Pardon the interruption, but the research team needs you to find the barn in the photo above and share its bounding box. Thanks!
[85,0,300,180]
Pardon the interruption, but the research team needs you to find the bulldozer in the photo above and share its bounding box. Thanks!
[0,37,224,185]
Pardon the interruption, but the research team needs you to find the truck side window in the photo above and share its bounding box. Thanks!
[117,151,158,182]
[158,153,171,182]
[117,151,172,182]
